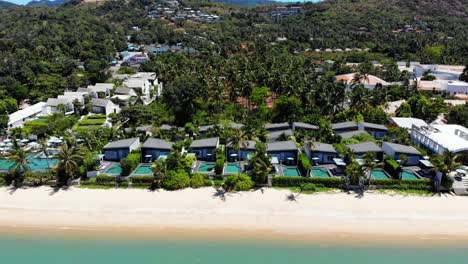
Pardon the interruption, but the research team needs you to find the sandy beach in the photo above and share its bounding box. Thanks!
[1,186,468,244]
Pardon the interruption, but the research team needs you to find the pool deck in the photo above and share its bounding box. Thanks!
[194,161,217,175]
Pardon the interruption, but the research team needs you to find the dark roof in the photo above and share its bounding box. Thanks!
[359,122,388,131]
[331,121,358,130]
[91,98,111,107]
[199,123,244,132]
[310,142,337,153]
[227,140,256,150]
[103,138,139,149]
[267,140,298,152]
[199,124,215,132]
[268,129,294,140]
[293,122,319,130]
[338,130,371,139]
[114,87,134,95]
[265,122,290,130]
[191,137,219,148]
[382,142,421,155]
[141,138,173,150]
[46,98,69,106]
[347,142,382,153]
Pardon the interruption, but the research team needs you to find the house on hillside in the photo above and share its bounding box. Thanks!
[265,122,290,132]
[8,102,46,129]
[347,142,383,160]
[358,122,388,139]
[382,142,422,166]
[338,130,371,139]
[87,83,114,98]
[335,73,390,89]
[267,129,294,142]
[141,138,174,162]
[292,122,319,132]
[90,98,120,115]
[267,140,298,164]
[331,121,358,134]
[304,142,338,165]
[226,140,256,161]
[112,87,137,105]
[189,137,219,161]
[42,98,74,115]
[103,138,140,161]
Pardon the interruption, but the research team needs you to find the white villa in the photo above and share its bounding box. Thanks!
[7,102,46,129]
[42,98,74,115]
[122,72,163,104]
[90,98,120,115]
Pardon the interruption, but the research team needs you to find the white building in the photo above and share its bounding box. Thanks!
[87,83,114,98]
[411,124,468,164]
[42,98,74,115]
[90,98,120,115]
[8,102,46,129]
[390,117,428,131]
[123,72,163,103]
[58,91,88,105]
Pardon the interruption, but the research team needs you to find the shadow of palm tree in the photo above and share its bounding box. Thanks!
[286,193,298,202]
[212,189,227,202]
[49,185,70,196]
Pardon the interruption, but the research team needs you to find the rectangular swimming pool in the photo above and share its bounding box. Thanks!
[225,163,241,173]
[371,169,390,179]
[283,167,301,177]
[133,164,153,175]
[0,158,58,171]
[198,163,215,173]
[311,167,330,178]
[401,170,420,180]
[105,164,122,175]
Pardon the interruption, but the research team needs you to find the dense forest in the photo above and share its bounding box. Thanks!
[0,0,466,132]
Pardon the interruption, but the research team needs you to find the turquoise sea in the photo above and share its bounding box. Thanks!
[1,235,468,264]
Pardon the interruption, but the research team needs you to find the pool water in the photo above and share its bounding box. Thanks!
[0,159,14,170]
[133,164,153,175]
[371,169,390,179]
[311,168,330,178]
[225,163,241,173]
[198,163,215,172]
[0,158,58,171]
[106,164,122,175]
[283,167,301,177]
[401,170,420,180]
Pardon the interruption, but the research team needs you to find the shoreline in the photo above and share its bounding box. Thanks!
[1,187,468,245]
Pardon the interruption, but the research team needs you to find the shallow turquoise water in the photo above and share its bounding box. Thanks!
[198,163,215,172]
[133,164,152,175]
[283,167,301,177]
[1,235,468,264]
[371,169,390,179]
[226,163,241,173]
[105,164,122,175]
[311,167,330,177]
[402,170,420,180]
[0,158,58,171]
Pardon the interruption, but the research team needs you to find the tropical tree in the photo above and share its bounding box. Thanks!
[430,151,460,191]
[9,148,30,187]
[56,141,83,185]
[249,142,272,185]
[227,128,248,174]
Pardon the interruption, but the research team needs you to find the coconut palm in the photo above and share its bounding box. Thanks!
[39,138,50,172]
[430,151,460,191]
[56,142,83,185]
[227,128,248,174]
[9,148,30,187]
[362,152,377,185]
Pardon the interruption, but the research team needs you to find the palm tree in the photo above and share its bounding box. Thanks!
[430,151,460,192]
[39,139,50,172]
[228,128,248,174]
[9,148,30,187]
[362,152,377,185]
[56,142,82,185]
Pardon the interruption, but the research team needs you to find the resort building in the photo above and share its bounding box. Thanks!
[266,140,298,164]
[382,142,422,166]
[335,73,390,89]
[338,130,371,139]
[267,129,294,142]
[58,91,88,105]
[292,122,319,132]
[189,137,219,161]
[226,140,256,161]
[347,142,383,160]
[411,124,468,164]
[265,122,290,132]
[304,142,338,165]
[42,98,74,115]
[331,121,358,133]
[141,138,174,162]
[112,87,137,105]
[389,117,428,131]
[87,83,113,98]
[90,98,120,115]
[8,102,46,129]
[358,122,388,139]
[103,138,140,161]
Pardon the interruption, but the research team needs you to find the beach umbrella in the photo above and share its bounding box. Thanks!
[3,139,11,143]
[6,143,13,147]
[0,142,5,147]
[20,139,29,143]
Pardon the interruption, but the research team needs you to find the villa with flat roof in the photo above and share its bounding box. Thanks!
[267,129,294,142]
[267,140,298,164]
[347,142,383,160]
[226,140,256,161]
[331,121,358,133]
[292,122,319,132]
[382,142,422,166]
[358,122,388,139]
[265,122,290,132]
[304,142,338,164]
[389,117,428,131]
[8,102,46,129]
[189,137,219,161]
[141,138,174,162]
[338,130,371,139]
[103,138,140,161]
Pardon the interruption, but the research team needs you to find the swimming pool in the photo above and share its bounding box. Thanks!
[225,163,241,173]
[133,164,153,175]
[401,170,420,180]
[283,167,301,177]
[198,163,215,173]
[311,167,330,178]
[105,164,122,175]
[371,169,390,179]
[0,158,58,171]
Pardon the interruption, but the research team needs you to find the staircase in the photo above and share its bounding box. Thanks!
[453,177,468,195]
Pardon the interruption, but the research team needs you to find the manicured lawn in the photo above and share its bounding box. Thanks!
[73,115,107,132]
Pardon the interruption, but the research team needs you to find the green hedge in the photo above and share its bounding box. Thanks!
[79,119,106,126]
[87,114,107,119]
[298,153,312,176]
[371,179,433,191]
[81,178,97,186]
[272,176,345,189]
[96,175,116,185]
[131,176,154,187]
[384,158,402,179]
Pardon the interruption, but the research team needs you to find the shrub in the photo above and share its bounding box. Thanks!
[302,183,317,192]
[223,173,254,192]
[79,119,106,126]
[214,154,225,175]
[272,177,345,189]
[127,153,141,171]
[87,114,107,119]
[298,153,312,176]
[80,178,97,186]
[120,159,133,176]
[96,174,115,185]
[371,179,433,191]
[131,176,154,187]
[162,170,190,190]
[191,173,210,188]
[384,158,402,179]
